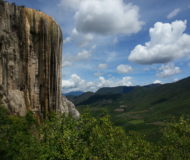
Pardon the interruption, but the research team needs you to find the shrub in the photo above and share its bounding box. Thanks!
[0,106,189,160]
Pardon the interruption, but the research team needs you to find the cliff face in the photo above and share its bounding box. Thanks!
[0,1,79,119]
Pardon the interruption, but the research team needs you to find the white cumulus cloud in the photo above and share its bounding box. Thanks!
[62,74,133,93]
[153,80,162,84]
[167,8,181,19]
[76,50,91,60]
[98,64,108,69]
[97,76,133,88]
[60,0,143,35]
[62,49,92,69]
[64,28,94,47]
[62,60,72,67]
[157,63,181,78]
[64,37,72,44]
[117,64,133,74]
[62,74,95,92]
[128,20,190,64]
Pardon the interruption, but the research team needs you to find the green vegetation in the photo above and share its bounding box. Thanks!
[75,77,190,138]
[0,106,190,159]
[128,119,144,125]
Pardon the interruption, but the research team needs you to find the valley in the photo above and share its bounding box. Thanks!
[67,76,190,140]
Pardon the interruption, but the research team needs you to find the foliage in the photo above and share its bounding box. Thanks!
[76,77,190,137]
[159,117,190,160]
[0,106,190,159]
[0,107,41,160]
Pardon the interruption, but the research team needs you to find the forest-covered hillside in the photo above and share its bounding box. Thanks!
[69,77,190,139]
[0,107,190,160]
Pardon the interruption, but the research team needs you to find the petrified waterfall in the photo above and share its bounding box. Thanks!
[0,1,79,119]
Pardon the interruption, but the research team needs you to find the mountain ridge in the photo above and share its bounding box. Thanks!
[70,76,190,134]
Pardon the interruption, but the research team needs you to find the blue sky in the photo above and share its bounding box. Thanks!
[6,0,190,93]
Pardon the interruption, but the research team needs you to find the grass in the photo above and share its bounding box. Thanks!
[128,119,144,125]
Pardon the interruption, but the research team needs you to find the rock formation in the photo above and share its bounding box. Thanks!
[0,1,79,119]
[61,96,80,119]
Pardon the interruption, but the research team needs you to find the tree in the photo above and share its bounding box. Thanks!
[160,117,190,160]
[0,106,190,160]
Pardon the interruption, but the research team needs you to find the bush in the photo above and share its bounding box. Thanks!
[0,106,190,160]
[0,107,40,160]
[159,117,190,160]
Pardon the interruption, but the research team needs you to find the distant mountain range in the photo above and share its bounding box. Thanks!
[66,76,190,139]
[64,91,85,96]
[66,83,162,105]
[64,84,161,98]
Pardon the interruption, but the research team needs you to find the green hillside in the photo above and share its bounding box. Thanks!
[95,86,139,95]
[71,77,190,140]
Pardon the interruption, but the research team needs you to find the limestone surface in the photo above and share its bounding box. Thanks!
[0,1,79,119]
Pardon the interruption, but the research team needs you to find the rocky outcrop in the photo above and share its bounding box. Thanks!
[60,96,80,119]
[0,1,79,119]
